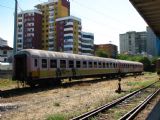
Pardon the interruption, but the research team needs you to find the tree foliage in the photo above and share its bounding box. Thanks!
[95,50,108,58]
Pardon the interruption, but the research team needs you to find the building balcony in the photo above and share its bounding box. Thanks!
[64,28,73,31]
[64,33,73,37]
[48,47,54,51]
[49,41,54,45]
[64,51,73,54]
[81,42,92,46]
[81,47,92,51]
[49,36,54,39]
[64,39,73,42]
[82,37,93,41]
[65,22,73,26]
[64,45,73,48]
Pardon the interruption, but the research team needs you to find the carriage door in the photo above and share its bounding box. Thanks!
[14,54,27,81]
[33,57,40,78]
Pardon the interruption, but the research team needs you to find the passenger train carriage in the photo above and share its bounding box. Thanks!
[13,49,143,87]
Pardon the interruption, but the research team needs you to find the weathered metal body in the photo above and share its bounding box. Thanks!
[13,49,143,87]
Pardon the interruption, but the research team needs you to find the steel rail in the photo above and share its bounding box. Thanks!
[119,88,160,120]
[71,80,160,120]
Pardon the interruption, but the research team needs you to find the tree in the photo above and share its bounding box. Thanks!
[138,57,151,71]
[95,50,108,58]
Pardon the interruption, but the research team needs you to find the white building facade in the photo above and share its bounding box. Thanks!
[81,32,94,56]
[120,31,147,55]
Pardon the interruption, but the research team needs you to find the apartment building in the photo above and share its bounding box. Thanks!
[120,31,147,55]
[147,27,160,56]
[16,0,94,56]
[56,16,81,54]
[35,0,70,51]
[81,32,94,56]
[17,9,42,51]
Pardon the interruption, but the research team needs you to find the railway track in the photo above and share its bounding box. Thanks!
[71,80,160,120]
[119,88,160,120]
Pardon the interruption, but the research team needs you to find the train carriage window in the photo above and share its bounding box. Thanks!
[103,62,105,68]
[50,59,57,68]
[115,63,117,68]
[89,61,93,68]
[110,63,112,68]
[94,62,97,68]
[113,63,115,68]
[60,60,66,68]
[106,63,109,68]
[69,60,74,68]
[98,62,102,68]
[34,59,38,67]
[76,61,81,68]
[83,61,87,68]
[42,59,47,68]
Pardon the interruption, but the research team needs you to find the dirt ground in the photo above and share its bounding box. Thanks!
[0,73,158,120]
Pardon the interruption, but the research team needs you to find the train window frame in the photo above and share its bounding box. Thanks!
[50,59,57,68]
[42,59,47,68]
[98,62,102,68]
[89,61,93,68]
[94,62,97,68]
[34,59,38,67]
[83,61,87,68]
[69,60,74,68]
[110,63,112,68]
[113,63,115,68]
[60,60,66,68]
[103,62,105,68]
[76,61,81,68]
[106,63,109,68]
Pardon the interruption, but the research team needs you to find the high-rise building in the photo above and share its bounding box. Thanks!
[56,16,82,54]
[120,31,147,55]
[81,32,94,56]
[16,0,94,56]
[147,27,160,56]
[35,0,70,51]
[17,10,42,51]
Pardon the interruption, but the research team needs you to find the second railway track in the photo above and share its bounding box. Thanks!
[71,80,160,120]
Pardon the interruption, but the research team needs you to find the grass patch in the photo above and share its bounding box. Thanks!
[126,80,156,88]
[0,78,16,88]
[46,114,65,120]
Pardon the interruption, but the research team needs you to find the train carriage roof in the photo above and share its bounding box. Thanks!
[16,49,118,63]
[16,49,142,65]
[118,60,143,65]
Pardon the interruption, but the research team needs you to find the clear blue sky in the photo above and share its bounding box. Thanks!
[0,0,147,50]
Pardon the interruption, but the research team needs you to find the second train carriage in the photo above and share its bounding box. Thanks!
[13,49,143,87]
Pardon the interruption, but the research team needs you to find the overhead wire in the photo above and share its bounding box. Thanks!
[71,0,133,29]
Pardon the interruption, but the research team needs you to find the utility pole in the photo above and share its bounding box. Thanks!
[13,0,18,55]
